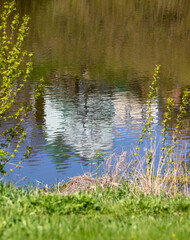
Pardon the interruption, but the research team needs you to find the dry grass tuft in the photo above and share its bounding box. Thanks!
[62,174,119,195]
[58,148,189,196]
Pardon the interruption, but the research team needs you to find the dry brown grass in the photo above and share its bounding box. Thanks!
[62,174,118,195]
[43,143,189,196]
[59,147,189,196]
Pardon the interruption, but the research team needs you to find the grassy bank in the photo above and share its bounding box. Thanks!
[0,182,189,240]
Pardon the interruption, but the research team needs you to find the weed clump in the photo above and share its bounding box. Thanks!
[82,65,190,197]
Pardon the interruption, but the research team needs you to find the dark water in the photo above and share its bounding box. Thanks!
[1,0,190,185]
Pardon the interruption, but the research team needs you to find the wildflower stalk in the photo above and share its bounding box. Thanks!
[168,89,190,167]
[135,65,160,172]
[160,97,174,166]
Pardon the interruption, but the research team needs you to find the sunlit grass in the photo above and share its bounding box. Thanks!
[0,182,189,240]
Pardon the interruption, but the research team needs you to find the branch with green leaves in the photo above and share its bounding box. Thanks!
[0,1,44,175]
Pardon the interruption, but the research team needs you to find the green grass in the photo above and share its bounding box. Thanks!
[0,182,189,240]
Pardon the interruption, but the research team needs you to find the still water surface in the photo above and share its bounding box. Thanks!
[1,0,190,185]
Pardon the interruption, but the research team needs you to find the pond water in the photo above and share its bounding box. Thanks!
[1,0,190,185]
